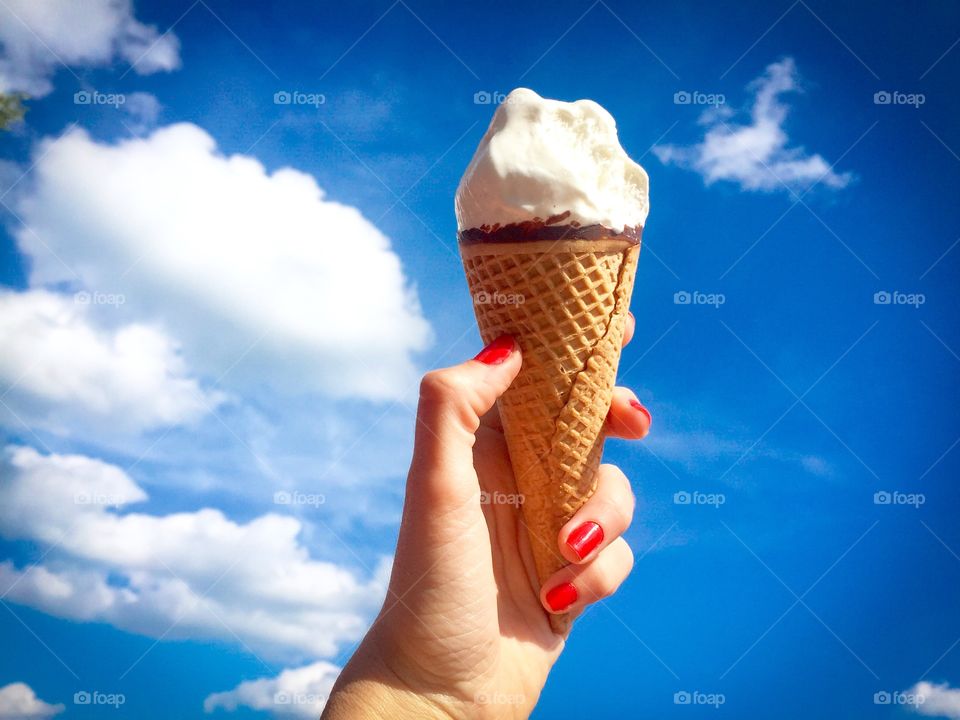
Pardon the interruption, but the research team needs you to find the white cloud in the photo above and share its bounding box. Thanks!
[12,123,431,401]
[654,58,852,192]
[0,289,222,435]
[646,428,745,467]
[0,445,391,660]
[204,662,340,718]
[645,425,832,478]
[800,454,832,476]
[121,91,162,133]
[0,682,63,720]
[910,681,960,718]
[0,0,180,97]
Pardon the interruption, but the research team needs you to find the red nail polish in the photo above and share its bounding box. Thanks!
[566,521,604,560]
[474,335,515,365]
[629,398,652,424]
[545,582,578,612]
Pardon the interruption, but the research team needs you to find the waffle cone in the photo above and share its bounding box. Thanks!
[461,238,640,633]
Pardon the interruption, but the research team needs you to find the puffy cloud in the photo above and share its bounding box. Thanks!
[910,681,960,718]
[0,446,391,660]
[204,662,340,718]
[0,289,222,436]
[0,682,63,720]
[12,123,431,401]
[654,58,852,192]
[0,0,180,97]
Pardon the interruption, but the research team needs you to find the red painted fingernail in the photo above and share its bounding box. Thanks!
[545,582,578,612]
[474,335,515,365]
[629,398,652,425]
[566,521,604,560]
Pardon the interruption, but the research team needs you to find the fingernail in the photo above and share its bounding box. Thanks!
[566,521,604,560]
[474,335,515,365]
[545,582,578,612]
[629,398,652,425]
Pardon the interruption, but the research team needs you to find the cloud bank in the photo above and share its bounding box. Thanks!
[0,445,391,660]
[12,123,431,401]
[0,16,432,711]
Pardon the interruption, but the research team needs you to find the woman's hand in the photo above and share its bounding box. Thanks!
[322,315,651,719]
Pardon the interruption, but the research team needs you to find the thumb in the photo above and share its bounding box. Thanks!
[387,336,521,624]
[408,335,520,506]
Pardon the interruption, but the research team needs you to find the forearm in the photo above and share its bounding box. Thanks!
[321,636,458,720]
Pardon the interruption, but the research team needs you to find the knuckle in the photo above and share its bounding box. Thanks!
[596,540,634,599]
[597,498,631,531]
[419,369,467,404]
[418,368,478,434]
[601,463,629,487]
[601,464,636,518]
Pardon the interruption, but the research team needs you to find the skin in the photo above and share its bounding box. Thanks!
[322,314,649,719]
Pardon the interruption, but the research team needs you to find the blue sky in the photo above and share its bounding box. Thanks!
[0,0,958,718]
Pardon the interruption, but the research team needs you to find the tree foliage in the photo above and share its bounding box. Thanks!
[0,93,27,129]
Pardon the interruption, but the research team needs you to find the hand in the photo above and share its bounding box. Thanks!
[322,315,651,719]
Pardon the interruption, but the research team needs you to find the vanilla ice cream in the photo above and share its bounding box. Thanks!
[455,88,649,238]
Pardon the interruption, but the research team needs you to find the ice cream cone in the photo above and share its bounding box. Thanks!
[462,237,640,633]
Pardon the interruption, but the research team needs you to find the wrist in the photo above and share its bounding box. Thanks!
[321,634,459,720]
